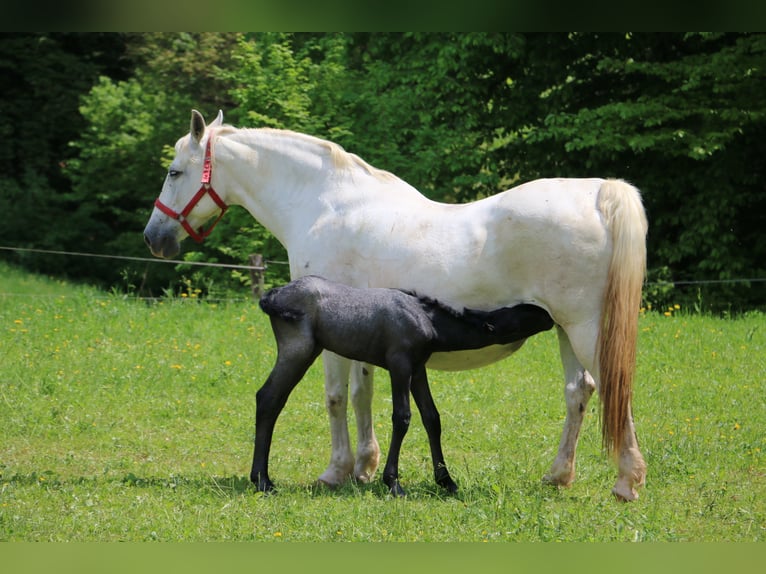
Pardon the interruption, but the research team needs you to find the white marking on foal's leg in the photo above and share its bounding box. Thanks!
[317,352,354,487]
[544,330,596,487]
[350,362,380,482]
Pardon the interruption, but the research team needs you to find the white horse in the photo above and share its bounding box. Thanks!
[144,110,648,500]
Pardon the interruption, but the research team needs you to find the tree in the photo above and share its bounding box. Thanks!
[64,33,243,294]
[0,33,132,279]
[491,33,766,310]
[8,33,764,309]
[343,33,525,202]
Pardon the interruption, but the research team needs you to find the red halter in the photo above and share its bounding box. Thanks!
[154,135,228,243]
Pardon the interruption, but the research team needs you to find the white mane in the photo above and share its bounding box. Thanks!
[217,125,398,183]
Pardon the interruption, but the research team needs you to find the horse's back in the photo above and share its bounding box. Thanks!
[410,178,612,315]
[297,178,638,329]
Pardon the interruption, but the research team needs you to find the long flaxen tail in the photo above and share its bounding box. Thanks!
[596,179,648,459]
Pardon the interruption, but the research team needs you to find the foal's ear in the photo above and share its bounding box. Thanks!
[190,109,206,146]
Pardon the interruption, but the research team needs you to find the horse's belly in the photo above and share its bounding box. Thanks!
[426,341,525,372]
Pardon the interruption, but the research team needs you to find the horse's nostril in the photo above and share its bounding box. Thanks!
[143,233,151,247]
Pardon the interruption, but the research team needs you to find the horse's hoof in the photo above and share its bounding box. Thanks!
[542,472,574,488]
[315,478,341,490]
[354,469,375,484]
[317,470,348,488]
[612,484,639,502]
[354,446,381,483]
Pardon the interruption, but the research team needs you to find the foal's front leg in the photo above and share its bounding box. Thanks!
[381,361,413,497]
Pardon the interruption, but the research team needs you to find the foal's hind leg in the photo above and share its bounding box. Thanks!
[250,334,320,492]
[410,365,458,493]
[543,327,596,487]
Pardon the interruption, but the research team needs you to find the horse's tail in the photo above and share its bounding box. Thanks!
[259,287,305,322]
[596,179,648,459]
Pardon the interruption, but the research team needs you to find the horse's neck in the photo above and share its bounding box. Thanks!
[213,130,314,242]
[217,129,415,247]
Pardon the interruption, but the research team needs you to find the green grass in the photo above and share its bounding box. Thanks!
[1,261,764,541]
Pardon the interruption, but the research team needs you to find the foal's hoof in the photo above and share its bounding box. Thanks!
[252,475,276,494]
[438,477,459,494]
[435,469,459,494]
[384,477,407,498]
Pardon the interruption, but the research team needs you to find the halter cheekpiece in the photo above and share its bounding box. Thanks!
[154,135,228,243]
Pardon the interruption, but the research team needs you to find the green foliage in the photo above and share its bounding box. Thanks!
[2,33,764,309]
[342,33,524,201]
[493,33,766,310]
[0,33,132,279]
[63,34,246,295]
[177,33,358,293]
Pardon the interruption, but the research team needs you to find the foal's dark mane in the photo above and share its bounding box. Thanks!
[401,290,460,317]
[403,290,493,331]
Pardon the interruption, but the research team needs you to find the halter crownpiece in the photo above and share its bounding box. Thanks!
[154,134,228,243]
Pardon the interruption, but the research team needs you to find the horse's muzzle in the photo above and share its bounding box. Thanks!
[143,227,180,259]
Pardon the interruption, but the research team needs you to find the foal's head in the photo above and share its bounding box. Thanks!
[483,304,555,337]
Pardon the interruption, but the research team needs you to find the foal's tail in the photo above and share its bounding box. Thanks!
[259,287,304,322]
[596,180,648,459]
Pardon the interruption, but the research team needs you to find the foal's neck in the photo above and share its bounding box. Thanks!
[429,307,500,352]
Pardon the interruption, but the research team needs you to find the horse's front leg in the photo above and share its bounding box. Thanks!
[350,361,380,482]
[543,327,596,487]
[317,351,355,487]
[410,365,458,493]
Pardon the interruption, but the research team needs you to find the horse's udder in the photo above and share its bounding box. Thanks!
[426,342,524,372]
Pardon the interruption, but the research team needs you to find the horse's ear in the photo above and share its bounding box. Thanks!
[190,109,206,145]
[210,109,224,127]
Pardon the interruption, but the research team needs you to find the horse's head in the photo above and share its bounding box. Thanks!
[143,109,226,258]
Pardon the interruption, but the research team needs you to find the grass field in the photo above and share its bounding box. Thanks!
[1,261,764,541]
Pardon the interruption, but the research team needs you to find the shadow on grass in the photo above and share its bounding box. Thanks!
[1,469,578,503]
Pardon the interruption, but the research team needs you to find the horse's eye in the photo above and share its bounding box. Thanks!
[168,169,182,179]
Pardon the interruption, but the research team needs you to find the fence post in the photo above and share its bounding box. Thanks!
[249,253,265,300]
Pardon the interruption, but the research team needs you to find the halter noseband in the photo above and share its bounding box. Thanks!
[154,135,228,243]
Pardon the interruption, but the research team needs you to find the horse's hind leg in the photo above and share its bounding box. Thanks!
[349,362,380,482]
[410,365,458,493]
[612,405,646,501]
[317,352,355,487]
[543,327,596,487]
